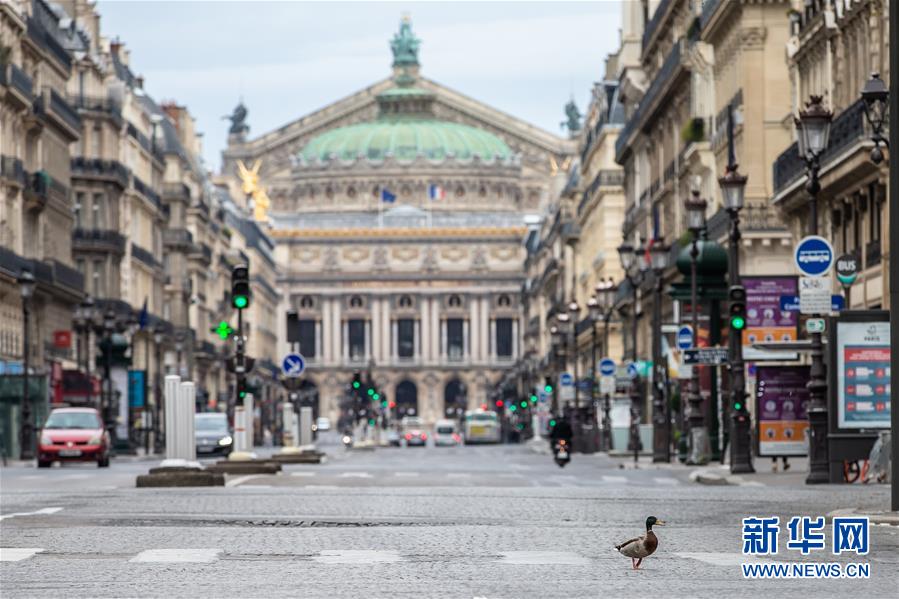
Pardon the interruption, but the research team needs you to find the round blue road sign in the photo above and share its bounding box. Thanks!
[281,353,305,377]
[676,325,694,350]
[560,372,574,386]
[626,362,639,380]
[598,358,616,377]
[794,235,834,277]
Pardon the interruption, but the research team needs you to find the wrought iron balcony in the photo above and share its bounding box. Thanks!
[1,63,34,108]
[642,0,674,50]
[163,227,193,248]
[132,176,162,211]
[578,169,624,215]
[33,89,81,137]
[0,155,26,187]
[773,99,868,194]
[73,228,127,254]
[26,12,72,70]
[162,182,191,202]
[68,94,123,126]
[865,240,882,267]
[131,242,161,269]
[71,157,130,189]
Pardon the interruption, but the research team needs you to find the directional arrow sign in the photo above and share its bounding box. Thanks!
[281,353,306,378]
[683,347,730,365]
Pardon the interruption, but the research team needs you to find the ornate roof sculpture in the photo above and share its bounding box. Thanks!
[295,17,517,169]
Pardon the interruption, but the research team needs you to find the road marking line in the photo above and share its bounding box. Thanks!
[312,550,402,564]
[394,472,420,477]
[130,549,221,563]
[675,552,751,566]
[59,474,90,480]
[305,485,340,489]
[339,472,373,478]
[499,551,589,566]
[601,475,628,484]
[225,475,263,487]
[235,485,272,489]
[290,472,317,477]
[446,473,471,478]
[498,473,524,478]
[653,477,680,486]
[0,548,44,562]
[0,507,63,522]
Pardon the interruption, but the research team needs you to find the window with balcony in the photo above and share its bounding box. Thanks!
[398,318,415,358]
[447,318,464,359]
[91,124,102,157]
[92,260,104,297]
[92,192,105,229]
[496,318,513,358]
[299,319,316,358]
[348,318,365,360]
[74,192,84,228]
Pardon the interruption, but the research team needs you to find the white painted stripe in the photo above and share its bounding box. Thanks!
[313,550,401,564]
[0,507,63,522]
[499,551,589,565]
[0,548,44,562]
[446,473,471,478]
[339,472,373,478]
[235,485,271,489]
[394,472,419,477]
[305,485,340,490]
[653,477,680,486]
[675,552,753,566]
[59,474,90,480]
[130,549,221,563]
[290,471,317,477]
[225,475,262,487]
[601,475,628,484]
[498,473,525,478]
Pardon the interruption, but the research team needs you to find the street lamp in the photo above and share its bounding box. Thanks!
[684,186,709,465]
[549,323,562,413]
[567,300,580,412]
[101,308,117,442]
[152,323,165,453]
[796,95,833,485]
[861,72,889,164]
[618,243,644,464]
[18,269,35,460]
[649,238,670,463]
[595,278,617,451]
[719,162,753,474]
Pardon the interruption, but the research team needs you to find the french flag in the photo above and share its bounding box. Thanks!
[428,184,445,201]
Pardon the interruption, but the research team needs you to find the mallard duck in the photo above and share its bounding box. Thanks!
[615,516,665,569]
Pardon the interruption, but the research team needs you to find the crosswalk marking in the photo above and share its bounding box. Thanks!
[130,549,221,563]
[446,473,471,478]
[394,472,419,477]
[290,471,317,477]
[313,550,401,564]
[0,507,63,522]
[339,472,373,478]
[0,548,44,562]
[601,475,628,484]
[305,484,339,489]
[653,477,680,486]
[499,551,590,565]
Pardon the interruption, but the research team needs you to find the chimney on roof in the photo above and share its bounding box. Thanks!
[161,102,183,134]
[110,38,121,57]
[135,75,144,89]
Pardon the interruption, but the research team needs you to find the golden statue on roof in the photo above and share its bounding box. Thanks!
[236,159,270,223]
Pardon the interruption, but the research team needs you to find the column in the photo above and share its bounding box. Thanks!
[468,297,479,361]
[391,319,398,361]
[315,320,322,362]
[479,297,489,361]
[341,319,348,361]
[430,297,440,360]
[420,297,430,362]
[489,318,496,361]
[512,319,520,358]
[381,299,391,362]
[413,319,421,362]
[463,320,470,361]
[365,319,372,361]
[440,318,446,359]
[322,299,332,363]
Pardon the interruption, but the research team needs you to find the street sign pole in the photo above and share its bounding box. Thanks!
[889,0,898,511]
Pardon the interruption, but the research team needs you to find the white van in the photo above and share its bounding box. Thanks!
[433,419,461,446]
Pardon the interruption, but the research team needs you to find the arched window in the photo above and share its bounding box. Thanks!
[448,294,462,308]
[398,294,413,308]
[497,294,511,307]
[299,296,314,309]
[349,295,364,309]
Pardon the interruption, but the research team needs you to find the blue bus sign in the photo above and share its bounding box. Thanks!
[598,358,616,377]
[794,235,834,277]
[676,325,694,350]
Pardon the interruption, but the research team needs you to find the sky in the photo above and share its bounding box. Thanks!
[98,1,623,171]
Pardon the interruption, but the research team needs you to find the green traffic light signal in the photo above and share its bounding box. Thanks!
[373,393,380,400]
[734,402,743,411]
[730,316,746,330]
[367,388,374,396]
[352,381,361,389]
[509,405,517,412]
[549,419,556,427]
[381,400,388,408]
[530,395,538,403]
[233,295,248,309]
[520,401,527,409]
[544,385,553,393]
[239,390,246,399]
[215,321,233,340]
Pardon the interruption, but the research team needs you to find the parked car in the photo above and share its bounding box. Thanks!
[38,407,109,468]
[386,428,401,447]
[401,416,427,446]
[195,412,232,457]
[434,419,462,447]
[315,417,331,432]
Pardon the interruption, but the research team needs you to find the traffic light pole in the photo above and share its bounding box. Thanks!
[727,206,753,474]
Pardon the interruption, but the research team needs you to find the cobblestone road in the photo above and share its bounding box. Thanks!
[1,440,897,598]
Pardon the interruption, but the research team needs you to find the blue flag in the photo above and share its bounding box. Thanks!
[138,297,148,329]
[380,188,396,203]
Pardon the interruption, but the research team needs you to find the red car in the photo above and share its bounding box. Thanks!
[38,407,110,468]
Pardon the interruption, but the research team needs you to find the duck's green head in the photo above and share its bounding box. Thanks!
[646,516,666,530]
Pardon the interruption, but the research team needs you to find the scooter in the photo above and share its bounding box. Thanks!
[342,432,354,449]
[553,439,571,468]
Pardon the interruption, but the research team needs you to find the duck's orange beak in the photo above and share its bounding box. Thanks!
[655,519,667,526]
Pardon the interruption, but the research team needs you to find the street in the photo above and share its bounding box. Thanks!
[2,439,897,598]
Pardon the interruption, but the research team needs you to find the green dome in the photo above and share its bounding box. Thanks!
[299,119,513,164]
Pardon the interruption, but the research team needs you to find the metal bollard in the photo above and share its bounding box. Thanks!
[299,406,313,448]
[233,407,246,453]
[282,403,295,447]
[244,393,255,449]
[164,375,181,461]
[180,382,196,461]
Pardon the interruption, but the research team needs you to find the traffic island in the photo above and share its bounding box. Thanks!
[137,465,224,488]
[206,458,282,474]
[272,446,325,464]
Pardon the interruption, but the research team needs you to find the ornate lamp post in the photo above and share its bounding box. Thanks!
[18,269,36,460]
[101,308,117,442]
[556,311,572,420]
[152,324,165,453]
[859,69,897,510]
[684,187,709,465]
[618,242,645,463]
[795,95,833,484]
[587,295,601,449]
[650,238,670,463]
[861,72,889,164]
[567,300,580,412]
[719,161,754,473]
[597,278,617,451]
[549,324,563,414]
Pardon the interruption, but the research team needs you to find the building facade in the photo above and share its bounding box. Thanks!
[219,19,571,424]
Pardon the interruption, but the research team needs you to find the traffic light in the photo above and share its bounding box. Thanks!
[495,399,504,408]
[286,310,299,343]
[728,285,747,331]
[231,264,251,310]
[237,377,247,400]
[352,371,362,391]
[544,376,553,394]
[529,394,538,404]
